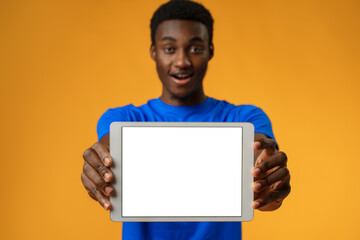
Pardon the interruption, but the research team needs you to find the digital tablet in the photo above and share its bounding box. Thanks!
[109,122,254,222]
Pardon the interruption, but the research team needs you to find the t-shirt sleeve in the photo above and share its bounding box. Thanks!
[96,106,132,141]
[235,105,277,143]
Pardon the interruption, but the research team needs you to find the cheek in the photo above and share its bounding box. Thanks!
[156,55,171,75]
[155,62,170,84]
[196,59,208,77]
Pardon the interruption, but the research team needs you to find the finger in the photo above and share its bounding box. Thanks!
[256,185,291,208]
[88,191,97,201]
[272,174,291,190]
[252,151,287,178]
[83,148,113,183]
[253,166,289,192]
[81,172,111,210]
[254,148,272,168]
[83,161,114,196]
[254,178,291,209]
[81,172,97,200]
[253,138,277,151]
[253,138,277,167]
[91,142,112,167]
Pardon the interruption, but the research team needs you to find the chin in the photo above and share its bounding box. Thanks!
[170,92,192,101]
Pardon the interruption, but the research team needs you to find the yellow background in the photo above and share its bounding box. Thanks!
[1,0,359,239]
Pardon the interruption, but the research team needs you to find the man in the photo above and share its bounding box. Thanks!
[81,0,291,239]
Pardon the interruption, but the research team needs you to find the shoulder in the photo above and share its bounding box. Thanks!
[96,99,159,140]
[96,103,140,141]
[212,98,268,121]
[222,101,276,141]
[98,98,158,121]
[99,104,135,119]
[230,104,269,121]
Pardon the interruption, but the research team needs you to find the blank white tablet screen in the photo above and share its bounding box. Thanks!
[122,127,243,217]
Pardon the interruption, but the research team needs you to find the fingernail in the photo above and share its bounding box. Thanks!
[253,182,262,191]
[253,201,260,209]
[253,142,261,148]
[104,173,112,182]
[253,168,261,177]
[105,186,113,195]
[104,157,111,166]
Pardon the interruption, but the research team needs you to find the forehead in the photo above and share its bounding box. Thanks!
[155,20,209,43]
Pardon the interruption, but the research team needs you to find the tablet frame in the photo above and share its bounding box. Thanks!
[110,122,254,222]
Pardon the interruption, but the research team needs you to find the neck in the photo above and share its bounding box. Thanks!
[160,90,207,106]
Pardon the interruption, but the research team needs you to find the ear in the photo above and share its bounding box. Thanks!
[150,44,156,61]
[209,44,214,60]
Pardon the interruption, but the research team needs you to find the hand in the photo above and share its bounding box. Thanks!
[252,136,291,211]
[81,134,114,210]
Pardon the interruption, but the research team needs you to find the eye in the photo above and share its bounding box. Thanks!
[190,46,204,54]
[164,46,175,54]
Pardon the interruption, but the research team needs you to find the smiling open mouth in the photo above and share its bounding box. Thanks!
[170,73,193,85]
[170,73,193,80]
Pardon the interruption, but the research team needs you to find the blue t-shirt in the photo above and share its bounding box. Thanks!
[97,97,276,240]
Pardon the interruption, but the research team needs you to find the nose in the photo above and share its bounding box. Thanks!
[174,49,191,68]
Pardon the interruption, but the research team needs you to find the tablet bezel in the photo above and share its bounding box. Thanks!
[110,122,254,222]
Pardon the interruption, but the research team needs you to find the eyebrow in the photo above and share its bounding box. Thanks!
[160,36,176,42]
[160,36,205,42]
[189,37,204,42]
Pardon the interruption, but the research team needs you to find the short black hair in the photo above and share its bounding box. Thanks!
[150,0,214,46]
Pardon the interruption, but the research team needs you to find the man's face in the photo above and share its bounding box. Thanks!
[151,20,213,104]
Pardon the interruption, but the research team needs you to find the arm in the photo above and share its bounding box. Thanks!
[252,133,291,211]
[81,134,114,210]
